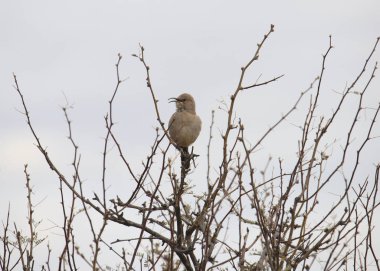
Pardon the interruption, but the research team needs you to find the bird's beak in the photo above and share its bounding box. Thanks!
[168,97,178,103]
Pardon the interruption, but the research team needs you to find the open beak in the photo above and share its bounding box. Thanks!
[168,97,178,103]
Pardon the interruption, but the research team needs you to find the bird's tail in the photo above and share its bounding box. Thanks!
[181,147,190,170]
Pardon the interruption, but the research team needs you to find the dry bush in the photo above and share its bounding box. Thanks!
[2,25,380,271]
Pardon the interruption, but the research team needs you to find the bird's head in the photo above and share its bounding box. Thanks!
[169,93,196,114]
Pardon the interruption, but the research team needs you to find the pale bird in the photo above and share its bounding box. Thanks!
[168,93,202,169]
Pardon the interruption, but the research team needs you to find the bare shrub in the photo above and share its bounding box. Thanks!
[2,25,379,271]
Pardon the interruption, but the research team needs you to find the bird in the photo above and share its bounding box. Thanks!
[168,93,202,170]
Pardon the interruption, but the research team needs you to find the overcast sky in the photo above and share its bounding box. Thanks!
[1,0,379,268]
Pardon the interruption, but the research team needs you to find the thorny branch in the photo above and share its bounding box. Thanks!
[4,29,380,271]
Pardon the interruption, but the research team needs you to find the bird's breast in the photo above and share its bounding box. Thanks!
[169,112,201,147]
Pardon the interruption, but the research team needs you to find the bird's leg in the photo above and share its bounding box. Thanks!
[180,147,190,172]
[180,147,199,173]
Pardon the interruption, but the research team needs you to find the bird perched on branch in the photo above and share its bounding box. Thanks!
[169,93,202,170]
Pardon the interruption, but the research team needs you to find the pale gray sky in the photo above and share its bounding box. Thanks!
[1,0,379,269]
